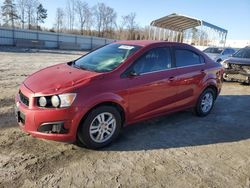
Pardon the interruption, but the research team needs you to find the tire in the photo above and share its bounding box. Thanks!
[194,88,216,117]
[77,106,122,149]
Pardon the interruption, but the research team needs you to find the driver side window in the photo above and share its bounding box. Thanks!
[133,47,172,74]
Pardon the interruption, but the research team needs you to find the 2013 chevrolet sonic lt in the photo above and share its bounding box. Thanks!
[15,41,223,149]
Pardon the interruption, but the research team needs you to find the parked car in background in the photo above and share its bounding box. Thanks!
[203,47,236,63]
[15,41,223,149]
[222,46,250,84]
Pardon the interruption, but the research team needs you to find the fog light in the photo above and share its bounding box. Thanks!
[52,123,61,133]
[38,122,68,134]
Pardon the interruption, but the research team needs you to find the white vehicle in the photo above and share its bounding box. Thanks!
[203,47,236,63]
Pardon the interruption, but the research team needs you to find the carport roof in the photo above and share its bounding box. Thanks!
[150,13,227,33]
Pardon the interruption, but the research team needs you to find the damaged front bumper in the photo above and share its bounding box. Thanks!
[224,64,250,83]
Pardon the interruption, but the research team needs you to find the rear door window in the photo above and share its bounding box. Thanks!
[175,49,203,67]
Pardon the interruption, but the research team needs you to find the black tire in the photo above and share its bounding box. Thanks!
[194,88,216,117]
[77,106,122,149]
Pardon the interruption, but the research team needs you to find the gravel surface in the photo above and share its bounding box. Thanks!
[0,50,250,188]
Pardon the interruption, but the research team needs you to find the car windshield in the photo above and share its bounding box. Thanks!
[203,48,223,54]
[232,48,250,59]
[74,43,141,72]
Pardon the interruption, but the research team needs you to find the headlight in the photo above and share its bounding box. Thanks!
[39,96,47,107]
[51,95,60,108]
[222,61,229,69]
[58,93,76,107]
[37,93,76,108]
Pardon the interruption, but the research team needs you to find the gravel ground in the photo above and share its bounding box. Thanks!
[0,49,250,188]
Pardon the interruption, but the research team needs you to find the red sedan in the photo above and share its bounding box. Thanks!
[15,41,223,149]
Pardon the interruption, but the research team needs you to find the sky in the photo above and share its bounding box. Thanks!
[1,0,250,40]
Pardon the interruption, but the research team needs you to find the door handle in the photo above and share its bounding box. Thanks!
[168,76,175,81]
[201,69,205,73]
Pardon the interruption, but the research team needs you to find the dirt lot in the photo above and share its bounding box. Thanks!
[0,49,250,188]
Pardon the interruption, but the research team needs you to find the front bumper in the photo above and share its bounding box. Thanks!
[15,84,86,142]
[224,70,250,83]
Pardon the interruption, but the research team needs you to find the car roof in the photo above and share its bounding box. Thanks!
[114,40,189,47]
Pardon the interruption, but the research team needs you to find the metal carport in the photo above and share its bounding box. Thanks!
[150,13,227,47]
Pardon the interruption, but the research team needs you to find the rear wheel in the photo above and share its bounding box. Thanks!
[194,88,216,117]
[77,106,121,149]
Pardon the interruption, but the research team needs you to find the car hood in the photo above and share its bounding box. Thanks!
[24,63,101,94]
[225,57,250,65]
[204,53,219,60]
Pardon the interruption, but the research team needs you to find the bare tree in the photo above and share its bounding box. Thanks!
[93,3,105,37]
[1,0,19,28]
[66,0,75,31]
[75,0,88,35]
[191,27,198,45]
[103,6,116,37]
[84,6,93,35]
[54,8,64,32]
[25,0,38,29]
[122,12,137,40]
[17,0,27,28]
[93,3,117,37]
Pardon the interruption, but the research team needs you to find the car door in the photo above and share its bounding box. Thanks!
[123,46,180,123]
[173,47,207,107]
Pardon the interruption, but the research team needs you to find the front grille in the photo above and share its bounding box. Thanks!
[19,91,29,106]
[229,63,241,71]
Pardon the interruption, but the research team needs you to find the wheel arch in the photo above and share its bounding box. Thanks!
[77,100,127,134]
[202,83,219,99]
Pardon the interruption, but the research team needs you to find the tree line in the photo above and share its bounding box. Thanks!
[1,0,47,30]
[0,0,150,40]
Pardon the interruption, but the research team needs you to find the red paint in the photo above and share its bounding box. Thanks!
[15,41,223,142]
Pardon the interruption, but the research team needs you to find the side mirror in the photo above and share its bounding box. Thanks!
[128,70,139,77]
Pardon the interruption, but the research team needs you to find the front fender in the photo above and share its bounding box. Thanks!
[84,92,127,110]
[75,92,128,124]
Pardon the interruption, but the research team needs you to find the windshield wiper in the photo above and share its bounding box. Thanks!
[72,61,96,72]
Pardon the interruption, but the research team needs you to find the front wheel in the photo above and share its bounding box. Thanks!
[77,106,122,149]
[194,88,216,117]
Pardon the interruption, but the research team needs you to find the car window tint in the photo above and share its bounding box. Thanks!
[223,49,229,55]
[175,49,202,67]
[233,48,250,58]
[133,47,172,74]
[200,55,205,64]
[223,49,233,55]
[230,49,236,54]
[203,48,223,54]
